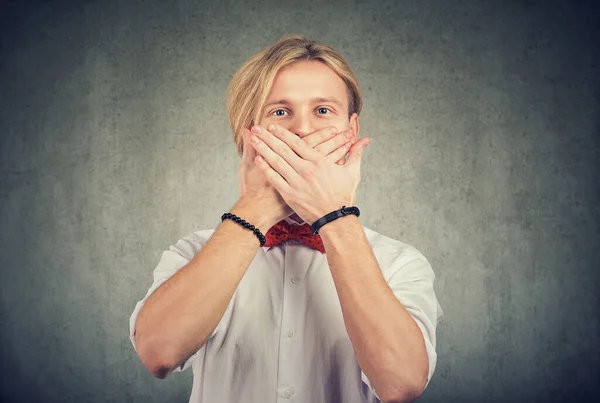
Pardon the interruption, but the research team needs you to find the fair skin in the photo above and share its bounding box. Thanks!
[257,60,362,225]
[245,60,429,402]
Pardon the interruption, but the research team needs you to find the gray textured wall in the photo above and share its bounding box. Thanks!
[1,0,598,402]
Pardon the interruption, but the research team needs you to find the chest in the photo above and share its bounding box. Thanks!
[211,242,354,365]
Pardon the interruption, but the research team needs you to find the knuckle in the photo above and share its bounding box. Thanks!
[293,137,305,150]
[303,138,315,149]
[274,154,287,168]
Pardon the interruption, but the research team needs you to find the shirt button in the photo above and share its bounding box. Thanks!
[287,329,295,337]
[291,276,300,284]
[284,389,293,398]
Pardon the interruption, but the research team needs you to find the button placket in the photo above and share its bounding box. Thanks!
[287,276,299,339]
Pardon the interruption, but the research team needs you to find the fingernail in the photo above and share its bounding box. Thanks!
[363,140,371,148]
[252,126,262,134]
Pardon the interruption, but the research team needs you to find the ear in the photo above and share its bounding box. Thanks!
[349,113,360,139]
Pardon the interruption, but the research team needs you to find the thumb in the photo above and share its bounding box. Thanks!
[347,138,371,168]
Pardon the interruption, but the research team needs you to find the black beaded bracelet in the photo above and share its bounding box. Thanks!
[221,212,266,246]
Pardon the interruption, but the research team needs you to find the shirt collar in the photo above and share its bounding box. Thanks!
[284,216,306,226]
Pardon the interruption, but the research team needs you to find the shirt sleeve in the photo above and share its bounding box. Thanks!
[129,231,217,373]
[361,248,444,398]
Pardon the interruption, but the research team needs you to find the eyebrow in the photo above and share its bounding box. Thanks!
[263,97,345,110]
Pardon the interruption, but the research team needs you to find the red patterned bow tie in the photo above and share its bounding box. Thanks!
[263,220,325,254]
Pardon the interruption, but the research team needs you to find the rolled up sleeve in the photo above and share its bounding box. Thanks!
[361,247,444,398]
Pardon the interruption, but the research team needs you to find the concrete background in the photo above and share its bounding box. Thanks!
[1,0,598,402]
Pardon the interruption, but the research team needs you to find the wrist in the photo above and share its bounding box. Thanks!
[231,200,272,235]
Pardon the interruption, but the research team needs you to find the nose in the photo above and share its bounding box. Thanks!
[288,114,314,139]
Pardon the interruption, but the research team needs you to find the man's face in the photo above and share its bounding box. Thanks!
[259,60,358,140]
[257,60,359,225]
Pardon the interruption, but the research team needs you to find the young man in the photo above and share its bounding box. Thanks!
[130,35,443,403]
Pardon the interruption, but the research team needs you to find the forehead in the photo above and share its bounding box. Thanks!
[267,60,348,103]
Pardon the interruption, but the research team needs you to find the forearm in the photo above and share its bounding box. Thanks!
[319,215,428,402]
[134,200,270,378]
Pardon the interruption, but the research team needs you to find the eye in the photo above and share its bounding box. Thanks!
[272,109,288,117]
[317,107,331,115]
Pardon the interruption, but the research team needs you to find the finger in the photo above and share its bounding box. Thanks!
[315,129,354,156]
[264,124,320,162]
[335,154,348,166]
[248,128,304,187]
[326,137,352,164]
[254,151,293,199]
[346,138,371,170]
[301,125,339,148]
[335,146,352,165]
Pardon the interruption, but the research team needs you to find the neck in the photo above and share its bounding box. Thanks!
[288,212,304,224]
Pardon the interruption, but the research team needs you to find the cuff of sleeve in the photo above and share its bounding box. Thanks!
[359,319,437,400]
[129,300,145,352]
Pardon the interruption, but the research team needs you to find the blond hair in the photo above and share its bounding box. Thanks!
[226,35,363,157]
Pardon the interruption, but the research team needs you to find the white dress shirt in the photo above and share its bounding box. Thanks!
[129,218,444,402]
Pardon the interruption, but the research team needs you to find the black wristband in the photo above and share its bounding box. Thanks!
[221,212,266,246]
[310,205,360,235]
